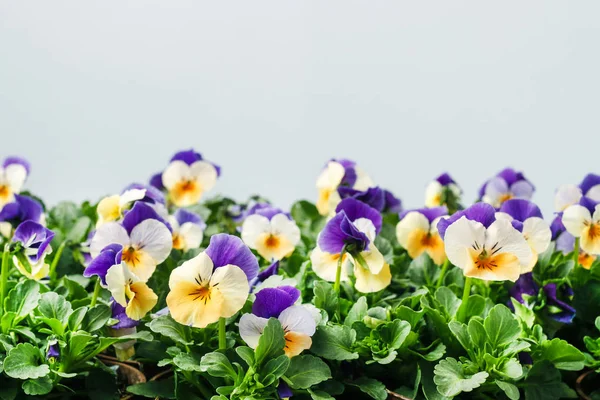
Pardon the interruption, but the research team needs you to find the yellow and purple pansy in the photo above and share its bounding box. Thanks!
[561,197,600,256]
[0,194,45,238]
[90,202,173,282]
[425,173,462,209]
[11,221,54,281]
[438,203,532,282]
[316,158,373,216]
[554,173,600,212]
[479,168,534,208]
[551,214,596,269]
[169,208,206,252]
[239,286,316,357]
[241,206,301,261]
[396,206,448,265]
[166,234,259,328]
[105,262,158,321]
[96,188,147,227]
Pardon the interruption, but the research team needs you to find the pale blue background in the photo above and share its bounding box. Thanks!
[1,1,599,216]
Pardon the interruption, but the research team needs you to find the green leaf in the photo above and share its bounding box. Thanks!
[420,361,450,400]
[308,388,335,400]
[408,253,437,287]
[67,332,95,359]
[38,292,72,324]
[284,355,331,389]
[68,307,87,331]
[433,358,488,397]
[174,353,204,372]
[199,352,237,379]
[496,380,520,400]
[38,317,65,336]
[4,280,40,318]
[456,294,487,320]
[448,321,471,351]
[66,217,92,243]
[4,343,50,380]
[467,318,487,350]
[127,378,176,399]
[147,315,192,345]
[523,361,577,400]
[1,312,17,333]
[313,281,339,317]
[310,324,359,361]
[379,320,411,350]
[499,358,523,380]
[511,298,535,329]
[82,305,111,332]
[435,287,461,318]
[48,202,80,232]
[345,296,368,327]
[22,376,53,396]
[291,200,320,223]
[532,338,585,371]
[260,354,290,384]
[235,346,254,367]
[348,377,387,400]
[484,305,521,348]
[394,305,425,329]
[255,318,285,366]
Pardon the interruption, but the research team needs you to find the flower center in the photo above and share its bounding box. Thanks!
[121,247,141,267]
[470,241,504,270]
[172,234,183,250]
[586,223,600,240]
[500,193,513,203]
[264,234,280,249]
[0,185,10,200]
[420,233,439,249]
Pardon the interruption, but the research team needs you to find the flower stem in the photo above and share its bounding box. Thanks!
[333,245,348,294]
[573,237,580,269]
[49,241,67,283]
[436,259,450,288]
[0,244,11,315]
[90,278,102,307]
[457,277,473,323]
[218,317,227,350]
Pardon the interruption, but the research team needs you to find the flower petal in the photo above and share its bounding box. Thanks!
[189,161,218,192]
[522,217,551,254]
[169,252,214,289]
[241,214,271,248]
[253,287,300,319]
[335,198,382,234]
[310,246,349,283]
[205,234,259,281]
[554,184,582,212]
[396,212,430,249]
[562,205,592,237]
[210,264,250,318]
[278,305,316,336]
[444,217,486,271]
[239,313,269,349]
[129,219,173,264]
[90,223,130,258]
[162,160,190,189]
[178,222,204,250]
[353,262,392,293]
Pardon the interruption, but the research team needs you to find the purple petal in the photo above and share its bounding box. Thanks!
[436,173,455,186]
[556,231,576,254]
[579,173,600,195]
[122,202,169,235]
[83,244,123,284]
[174,208,206,230]
[205,234,259,281]
[46,343,60,360]
[511,220,524,232]
[318,211,370,254]
[550,214,565,240]
[579,197,599,215]
[509,272,538,304]
[12,221,55,263]
[383,189,403,213]
[253,206,289,221]
[543,283,575,324]
[437,203,496,240]
[332,158,357,187]
[400,206,448,224]
[252,286,300,318]
[0,195,43,224]
[110,301,139,329]
[3,156,31,175]
[497,168,521,186]
[149,172,165,191]
[499,199,543,222]
[338,187,386,212]
[278,381,293,399]
[123,183,165,205]
[170,149,203,165]
[256,260,280,282]
[335,198,382,234]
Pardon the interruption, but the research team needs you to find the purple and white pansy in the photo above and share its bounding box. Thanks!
[160,149,220,207]
[83,243,123,285]
[90,202,173,282]
[438,203,532,282]
[11,221,55,281]
[312,198,391,293]
[96,188,147,227]
[0,194,45,238]
[241,206,301,261]
[479,168,535,208]
[495,199,551,272]
[551,214,596,269]
[554,173,600,212]
[561,197,600,256]
[316,158,373,216]
[239,286,316,357]
[0,157,30,209]
[425,173,462,208]
[169,208,206,252]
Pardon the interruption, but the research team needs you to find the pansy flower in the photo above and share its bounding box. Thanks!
[496,199,551,272]
[0,157,30,209]
[479,168,534,208]
[12,221,54,280]
[83,243,123,285]
[239,286,316,357]
[46,342,60,361]
[161,149,220,207]
[96,188,147,227]
[338,186,403,214]
[562,197,600,255]
[509,272,575,324]
[169,209,206,251]
[0,194,44,228]
[166,234,258,328]
[554,174,600,212]
[106,263,158,320]
[241,207,301,261]
[312,198,391,293]
[552,215,596,269]
[438,203,532,282]
[396,207,447,265]
[316,159,373,216]
[425,173,462,211]
[90,202,172,282]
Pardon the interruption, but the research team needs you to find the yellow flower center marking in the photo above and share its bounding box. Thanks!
[121,247,141,267]
[190,275,214,304]
[579,252,596,270]
[0,185,10,201]
[586,223,600,240]
[172,234,184,250]
[264,234,280,249]
[499,193,513,203]
[469,241,511,270]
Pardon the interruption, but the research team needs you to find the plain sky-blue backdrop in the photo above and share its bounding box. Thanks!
[1,1,599,217]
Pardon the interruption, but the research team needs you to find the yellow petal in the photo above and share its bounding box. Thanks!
[463,249,520,282]
[317,188,332,216]
[255,233,295,261]
[354,262,392,293]
[170,180,203,207]
[122,249,156,282]
[166,281,225,328]
[581,224,600,255]
[126,282,158,320]
[97,195,122,225]
[284,332,312,358]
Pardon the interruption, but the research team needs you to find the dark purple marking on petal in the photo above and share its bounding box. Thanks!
[499,199,543,222]
[83,244,123,285]
[335,198,382,234]
[12,221,55,263]
[579,173,600,195]
[252,286,299,318]
[122,202,169,235]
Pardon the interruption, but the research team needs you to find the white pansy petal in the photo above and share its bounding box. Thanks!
[252,275,298,295]
[4,164,27,193]
[271,214,301,247]
[554,184,582,212]
[357,244,385,275]
[119,189,146,207]
[353,218,377,242]
[494,212,513,223]
[593,205,600,223]
[510,181,534,199]
[310,246,349,282]
[430,217,444,235]
[210,264,250,317]
[587,184,600,202]
[316,161,345,189]
[238,314,269,349]
[190,161,218,192]
[90,223,130,257]
[278,305,316,336]
[444,217,486,271]
[241,215,272,249]
[353,167,373,191]
[354,262,392,293]
[425,180,443,207]
[396,212,429,248]
[179,222,204,250]
[485,219,532,268]
[162,161,190,189]
[130,219,173,263]
[169,252,214,288]
[484,177,509,205]
[562,205,592,237]
[300,304,323,325]
[105,263,128,306]
[522,217,551,254]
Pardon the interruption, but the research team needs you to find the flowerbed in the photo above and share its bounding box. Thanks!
[0,151,599,399]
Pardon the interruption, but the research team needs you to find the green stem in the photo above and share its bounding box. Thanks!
[218,317,227,350]
[436,259,450,288]
[90,278,102,307]
[457,277,473,323]
[333,245,348,294]
[573,237,580,269]
[49,241,67,283]
[15,252,32,275]
[0,244,11,314]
